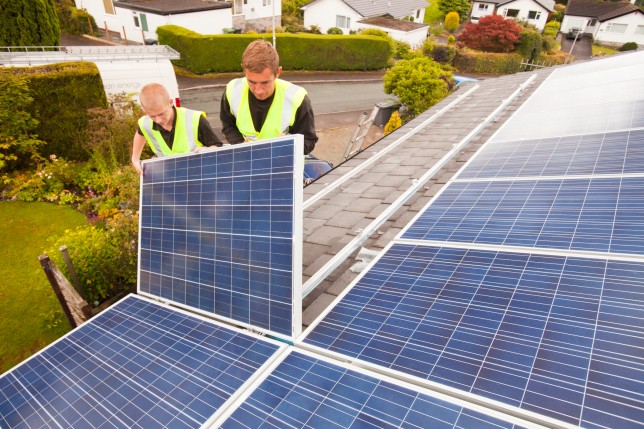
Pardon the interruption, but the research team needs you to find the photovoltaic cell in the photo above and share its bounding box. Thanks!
[0,295,283,429]
[219,350,526,429]
[458,129,644,180]
[400,176,644,255]
[302,243,644,428]
[138,137,302,338]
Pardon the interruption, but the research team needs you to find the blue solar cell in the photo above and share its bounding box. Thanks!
[302,243,644,428]
[0,295,282,429]
[219,350,523,429]
[139,138,302,337]
[458,129,644,180]
[401,176,644,255]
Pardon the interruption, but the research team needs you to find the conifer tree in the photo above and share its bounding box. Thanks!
[0,0,61,46]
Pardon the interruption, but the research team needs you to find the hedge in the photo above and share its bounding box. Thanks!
[454,50,523,74]
[0,62,108,161]
[157,25,391,74]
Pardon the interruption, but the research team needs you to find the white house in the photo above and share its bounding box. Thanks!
[301,0,429,45]
[357,15,429,47]
[73,0,283,43]
[562,0,644,47]
[470,0,555,31]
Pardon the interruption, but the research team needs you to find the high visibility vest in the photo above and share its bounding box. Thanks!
[138,107,204,157]
[226,78,307,141]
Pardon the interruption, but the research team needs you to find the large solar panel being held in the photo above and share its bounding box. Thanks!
[138,137,303,338]
[0,295,285,428]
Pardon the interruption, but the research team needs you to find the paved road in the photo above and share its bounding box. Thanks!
[559,33,592,59]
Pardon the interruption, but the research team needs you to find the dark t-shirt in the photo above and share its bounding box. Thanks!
[220,87,318,155]
[137,107,222,149]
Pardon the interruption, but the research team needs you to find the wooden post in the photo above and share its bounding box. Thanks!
[87,16,94,36]
[142,29,145,45]
[59,245,85,300]
[104,21,110,41]
[122,26,128,45]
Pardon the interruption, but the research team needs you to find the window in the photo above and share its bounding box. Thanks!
[336,15,351,28]
[505,9,520,18]
[589,19,597,26]
[478,4,489,10]
[636,25,644,35]
[262,0,271,6]
[103,0,115,14]
[606,23,627,33]
[133,15,140,28]
[133,12,148,31]
[416,9,421,19]
[528,10,541,20]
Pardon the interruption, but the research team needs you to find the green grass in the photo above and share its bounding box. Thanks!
[592,44,619,56]
[0,201,86,373]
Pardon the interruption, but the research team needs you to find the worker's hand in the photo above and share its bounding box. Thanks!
[193,146,219,153]
[132,160,144,176]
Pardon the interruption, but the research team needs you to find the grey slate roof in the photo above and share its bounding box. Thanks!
[114,0,231,15]
[358,15,428,30]
[301,66,559,326]
[475,0,555,12]
[565,0,640,21]
[310,0,429,19]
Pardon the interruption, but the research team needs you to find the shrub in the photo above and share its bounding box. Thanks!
[542,35,556,54]
[454,49,523,74]
[516,28,543,60]
[618,42,638,51]
[394,40,413,59]
[445,12,460,33]
[327,27,343,35]
[431,44,458,64]
[437,0,470,20]
[447,35,456,45]
[384,56,452,116]
[458,15,522,53]
[384,111,402,135]
[543,21,560,37]
[421,38,435,56]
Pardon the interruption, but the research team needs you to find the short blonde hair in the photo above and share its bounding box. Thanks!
[139,83,170,109]
[241,40,280,74]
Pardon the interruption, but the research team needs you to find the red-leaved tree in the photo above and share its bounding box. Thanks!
[458,15,522,53]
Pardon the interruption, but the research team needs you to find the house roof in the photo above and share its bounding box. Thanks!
[358,14,428,31]
[303,0,428,20]
[565,0,640,21]
[474,0,555,12]
[113,0,231,15]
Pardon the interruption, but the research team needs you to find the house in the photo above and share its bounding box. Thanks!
[301,0,429,46]
[73,0,281,43]
[562,0,644,47]
[470,0,555,31]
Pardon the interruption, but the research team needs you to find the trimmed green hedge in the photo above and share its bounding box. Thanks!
[157,25,391,74]
[454,50,523,74]
[0,62,108,161]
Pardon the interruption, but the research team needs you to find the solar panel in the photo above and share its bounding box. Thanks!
[301,243,644,428]
[0,294,286,429]
[457,129,644,180]
[400,176,644,255]
[216,349,532,429]
[138,137,303,338]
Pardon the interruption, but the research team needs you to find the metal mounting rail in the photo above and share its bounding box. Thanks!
[0,45,180,65]
[302,74,538,298]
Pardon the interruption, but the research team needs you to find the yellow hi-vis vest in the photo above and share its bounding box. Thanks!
[226,78,307,141]
[138,107,205,157]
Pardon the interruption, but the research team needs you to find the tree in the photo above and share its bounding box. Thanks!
[0,0,60,46]
[383,57,452,116]
[445,11,460,33]
[437,0,471,20]
[458,15,522,53]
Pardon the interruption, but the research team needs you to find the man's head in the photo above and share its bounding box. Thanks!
[241,40,282,100]
[139,83,174,128]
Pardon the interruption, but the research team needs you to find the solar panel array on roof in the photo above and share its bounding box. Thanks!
[302,51,644,429]
[0,295,286,429]
[138,138,303,339]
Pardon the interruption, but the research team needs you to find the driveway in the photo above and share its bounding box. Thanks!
[559,33,593,59]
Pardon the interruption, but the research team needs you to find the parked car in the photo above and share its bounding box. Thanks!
[566,27,582,40]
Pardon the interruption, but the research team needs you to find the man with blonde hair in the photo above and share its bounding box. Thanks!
[220,40,318,154]
[131,82,222,175]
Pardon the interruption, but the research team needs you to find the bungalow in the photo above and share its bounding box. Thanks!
[73,0,281,43]
[301,0,429,46]
[562,0,644,47]
[470,0,555,31]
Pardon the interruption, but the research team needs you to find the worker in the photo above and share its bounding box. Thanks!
[131,82,222,175]
[219,40,318,154]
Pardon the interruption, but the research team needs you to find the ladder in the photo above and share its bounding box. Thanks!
[0,45,180,65]
[342,104,379,161]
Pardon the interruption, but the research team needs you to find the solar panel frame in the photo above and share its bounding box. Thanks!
[137,136,303,340]
[212,348,543,429]
[299,242,644,429]
[0,294,289,429]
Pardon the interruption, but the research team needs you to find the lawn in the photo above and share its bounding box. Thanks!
[0,201,87,373]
